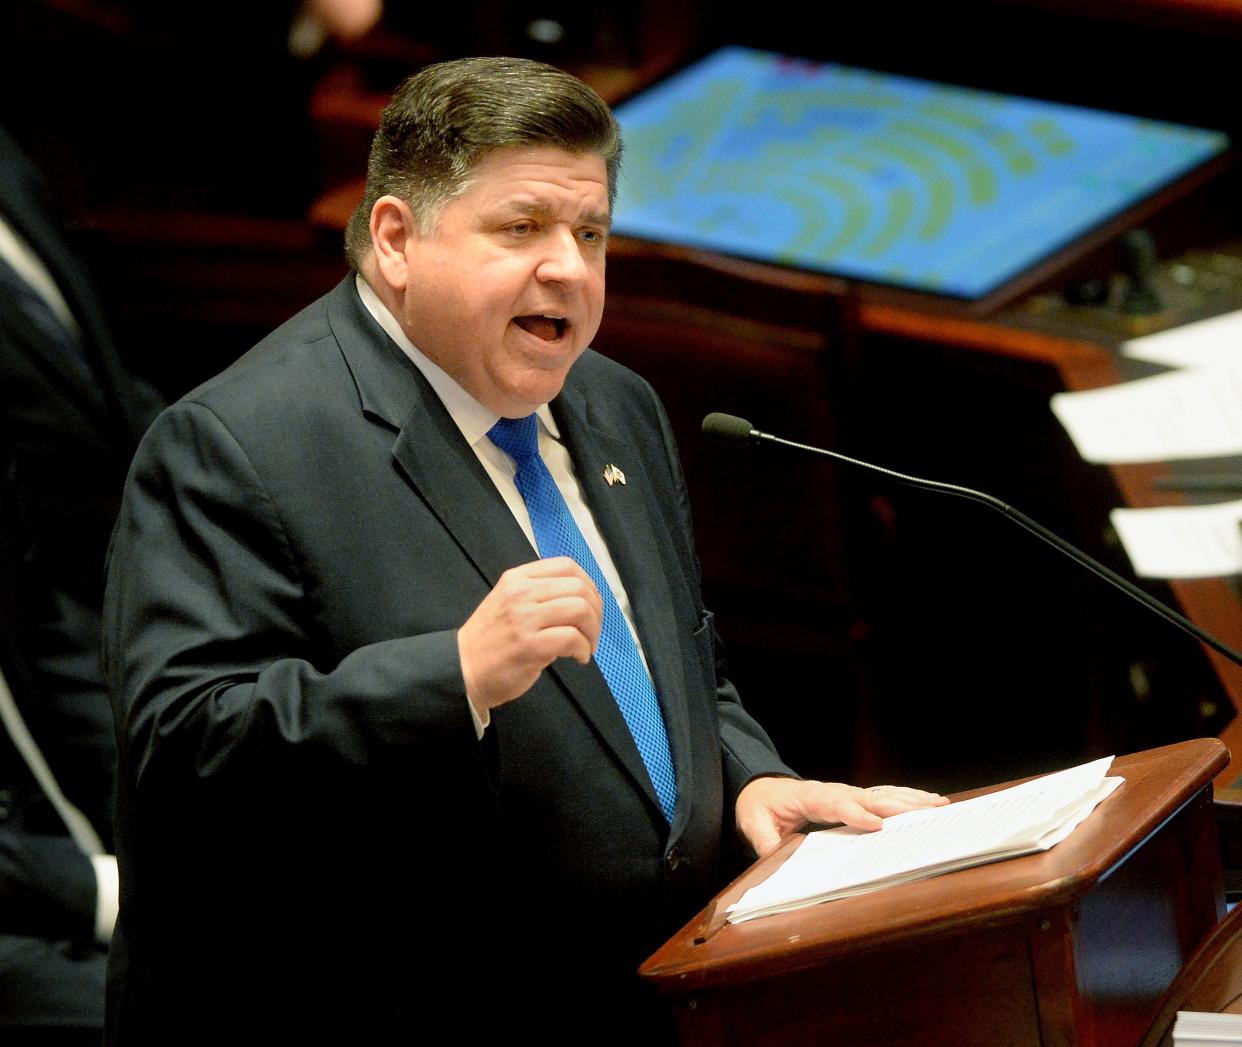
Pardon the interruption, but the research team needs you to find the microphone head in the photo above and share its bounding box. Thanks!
[702,412,756,448]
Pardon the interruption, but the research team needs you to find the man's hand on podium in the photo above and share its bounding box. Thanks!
[736,777,949,858]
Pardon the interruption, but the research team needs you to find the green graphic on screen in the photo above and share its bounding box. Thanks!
[611,47,1230,299]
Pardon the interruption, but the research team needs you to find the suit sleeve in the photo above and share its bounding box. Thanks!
[103,400,489,800]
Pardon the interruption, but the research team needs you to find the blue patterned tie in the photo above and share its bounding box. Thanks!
[488,414,677,822]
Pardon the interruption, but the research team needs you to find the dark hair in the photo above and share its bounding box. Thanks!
[344,56,622,268]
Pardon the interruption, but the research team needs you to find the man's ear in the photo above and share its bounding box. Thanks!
[369,195,418,293]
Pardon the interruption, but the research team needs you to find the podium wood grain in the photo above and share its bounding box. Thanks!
[642,739,1229,1046]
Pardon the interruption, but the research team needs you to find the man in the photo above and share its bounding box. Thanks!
[0,127,160,1043]
[103,57,943,1043]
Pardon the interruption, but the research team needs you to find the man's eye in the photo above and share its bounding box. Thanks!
[579,228,605,244]
[509,221,534,235]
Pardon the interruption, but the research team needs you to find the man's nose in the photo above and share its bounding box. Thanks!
[536,227,590,284]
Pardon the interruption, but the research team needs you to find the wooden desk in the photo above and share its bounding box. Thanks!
[642,739,1228,1047]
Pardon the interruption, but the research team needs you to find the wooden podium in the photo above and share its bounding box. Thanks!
[641,740,1229,1046]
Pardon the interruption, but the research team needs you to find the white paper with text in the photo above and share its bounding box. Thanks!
[1051,364,1242,463]
[727,757,1123,924]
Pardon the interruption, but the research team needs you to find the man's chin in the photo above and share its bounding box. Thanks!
[487,384,564,419]
[488,359,584,416]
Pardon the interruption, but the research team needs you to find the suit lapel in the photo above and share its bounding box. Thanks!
[330,281,680,824]
[329,279,535,587]
[553,375,694,832]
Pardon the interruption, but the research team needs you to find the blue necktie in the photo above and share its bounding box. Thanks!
[488,414,677,822]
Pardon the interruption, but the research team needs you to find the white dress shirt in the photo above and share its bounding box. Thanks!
[0,213,81,338]
[355,275,652,733]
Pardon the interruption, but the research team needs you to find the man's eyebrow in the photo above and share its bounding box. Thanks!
[504,199,612,228]
[508,199,555,220]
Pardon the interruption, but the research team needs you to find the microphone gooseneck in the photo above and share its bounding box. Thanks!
[701,412,1242,669]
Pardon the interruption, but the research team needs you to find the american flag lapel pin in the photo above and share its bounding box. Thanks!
[603,463,626,487]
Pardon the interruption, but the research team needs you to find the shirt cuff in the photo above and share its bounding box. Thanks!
[91,853,119,944]
[467,695,490,740]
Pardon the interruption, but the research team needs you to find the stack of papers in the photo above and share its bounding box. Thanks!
[1049,308,1242,579]
[1172,1010,1242,1046]
[1050,362,1242,465]
[726,757,1123,924]
[1122,309,1242,370]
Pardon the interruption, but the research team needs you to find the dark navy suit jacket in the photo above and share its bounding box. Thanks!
[103,276,793,1043]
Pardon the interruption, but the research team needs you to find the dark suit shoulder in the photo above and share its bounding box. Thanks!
[568,348,669,430]
[567,347,680,471]
[186,291,339,406]
[572,346,657,397]
[130,279,409,521]
[157,284,379,458]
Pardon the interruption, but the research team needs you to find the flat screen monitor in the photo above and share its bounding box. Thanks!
[610,47,1231,304]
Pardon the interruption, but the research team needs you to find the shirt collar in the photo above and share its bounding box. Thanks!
[354,273,559,445]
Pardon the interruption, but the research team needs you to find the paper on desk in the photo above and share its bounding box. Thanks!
[1172,1009,1242,1046]
[1110,499,1242,578]
[1122,308,1242,369]
[1051,361,1242,463]
[726,756,1123,924]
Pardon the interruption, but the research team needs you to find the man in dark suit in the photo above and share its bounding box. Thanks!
[102,58,943,1043]
[0,127,160,1043]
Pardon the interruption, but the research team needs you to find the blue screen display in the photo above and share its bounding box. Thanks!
[611,47,1231,299]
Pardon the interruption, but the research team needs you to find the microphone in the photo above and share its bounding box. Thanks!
[702,412,1242,668]
[701,412,755,448]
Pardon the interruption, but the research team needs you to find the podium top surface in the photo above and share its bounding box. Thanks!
[642,738,1228,990]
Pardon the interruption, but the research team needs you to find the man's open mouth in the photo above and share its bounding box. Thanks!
[514,315,567,341]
